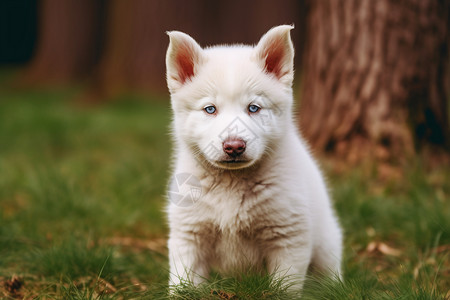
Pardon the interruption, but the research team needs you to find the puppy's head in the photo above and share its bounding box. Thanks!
[166,25,295,170]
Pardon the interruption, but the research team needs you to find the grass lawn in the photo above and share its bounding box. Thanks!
[0,83,449,299]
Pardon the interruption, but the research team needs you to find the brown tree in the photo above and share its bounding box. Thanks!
[20,0,104,85]
[300,0,449,162]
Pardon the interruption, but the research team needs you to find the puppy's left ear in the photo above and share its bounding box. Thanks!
[254,25,294,86]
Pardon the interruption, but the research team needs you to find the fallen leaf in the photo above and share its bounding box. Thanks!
[377,242,402,257]
[96,277,117,294]
[366,242,402,257]
[3,276,23,298]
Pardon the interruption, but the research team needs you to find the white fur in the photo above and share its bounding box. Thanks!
[166,25,342,290]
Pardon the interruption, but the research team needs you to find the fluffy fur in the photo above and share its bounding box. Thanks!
[165,25,342,290]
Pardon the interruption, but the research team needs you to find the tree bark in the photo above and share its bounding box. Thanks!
[20,0,104,85]
[300,0,449,162]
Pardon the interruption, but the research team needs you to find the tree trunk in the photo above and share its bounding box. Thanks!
[300,0,449,162]
[20,0,104,85]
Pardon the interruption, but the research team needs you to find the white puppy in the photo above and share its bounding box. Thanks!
[166,25,342,290]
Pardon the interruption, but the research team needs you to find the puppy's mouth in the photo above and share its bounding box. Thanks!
[214,157,254,170]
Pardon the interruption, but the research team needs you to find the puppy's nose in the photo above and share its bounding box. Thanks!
[223,138,246,157]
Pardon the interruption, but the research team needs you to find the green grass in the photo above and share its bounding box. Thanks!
[0,82,449,299]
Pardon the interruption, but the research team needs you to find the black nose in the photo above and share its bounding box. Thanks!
[223,138,246,158]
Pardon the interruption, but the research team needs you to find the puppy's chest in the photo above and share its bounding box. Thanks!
[192,187,285,272]
[198,181,279,238]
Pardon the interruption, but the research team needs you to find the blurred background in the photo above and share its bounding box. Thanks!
[1,0,449,161]
[0,0,306,92]
[0,0,449,298]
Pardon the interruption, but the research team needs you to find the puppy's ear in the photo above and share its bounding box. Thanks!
[166,31,204,91]
[254,25,294,85]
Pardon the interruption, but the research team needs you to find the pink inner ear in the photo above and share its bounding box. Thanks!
[175,44,195,84]
[263,37,287,79]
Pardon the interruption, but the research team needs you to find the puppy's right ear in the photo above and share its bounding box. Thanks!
[166,31,204,92]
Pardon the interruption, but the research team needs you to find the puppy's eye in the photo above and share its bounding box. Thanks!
[204,105,216,114]
[248,104,261,113]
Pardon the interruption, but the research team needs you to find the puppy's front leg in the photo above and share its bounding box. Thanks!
[168,235,209,287]
[265,241,312,291]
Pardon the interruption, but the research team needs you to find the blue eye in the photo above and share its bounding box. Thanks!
[248,104,261,113]
[204,105,216,114]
